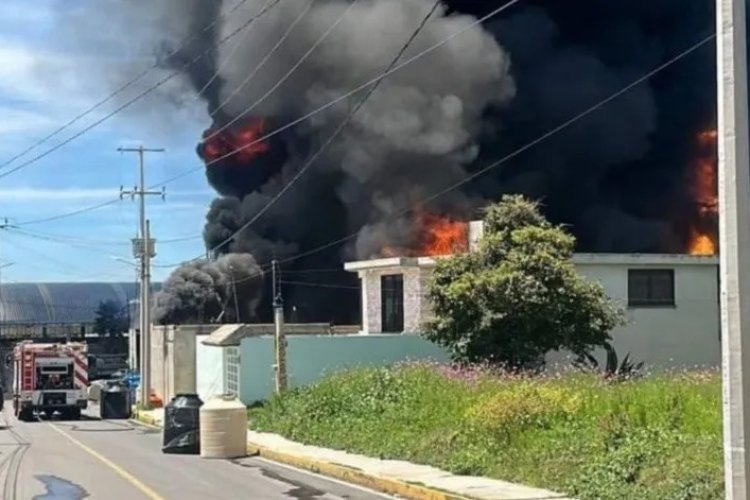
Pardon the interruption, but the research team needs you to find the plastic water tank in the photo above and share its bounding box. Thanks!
[199,395,247,459]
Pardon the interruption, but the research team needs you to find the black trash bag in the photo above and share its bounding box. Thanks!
[162,394,203,454]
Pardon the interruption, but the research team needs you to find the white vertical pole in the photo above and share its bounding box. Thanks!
[143,219,152,409]
[718,0,750,497]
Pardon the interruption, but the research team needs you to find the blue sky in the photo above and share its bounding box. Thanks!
[0,0,216,283]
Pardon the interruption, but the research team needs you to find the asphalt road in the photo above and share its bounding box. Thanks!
[0,404,395,500]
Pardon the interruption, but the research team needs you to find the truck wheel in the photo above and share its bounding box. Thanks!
[17,408,33,422]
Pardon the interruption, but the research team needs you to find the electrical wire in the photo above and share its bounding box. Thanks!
[0,0,283,182]
[200,0,356,147]
[279,280,359,290]
[7,228,133,261]
[153,0,523,188]
[0,0,251,173]
[0,32,717,306]
[17,199,122,227]
[264,32,720,275]
[10,23,715,286]
[12,0,520,227]
[209,0,442,257]
[11,228,130,247]
[208,0,316,122]
[193,0,278,101]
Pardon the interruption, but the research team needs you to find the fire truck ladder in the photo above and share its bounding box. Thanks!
[22,350,34,391]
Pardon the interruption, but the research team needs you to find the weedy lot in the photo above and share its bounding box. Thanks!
[249,363,722,500]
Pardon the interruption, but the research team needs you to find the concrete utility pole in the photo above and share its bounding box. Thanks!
[717,0,750,497]
[272,259,287,393]
[119,146,165,409]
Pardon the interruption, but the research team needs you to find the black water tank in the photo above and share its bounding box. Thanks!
[100,387,130,420]
[162,394,203,454]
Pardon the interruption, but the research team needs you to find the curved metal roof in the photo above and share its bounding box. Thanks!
[0,283,143,325]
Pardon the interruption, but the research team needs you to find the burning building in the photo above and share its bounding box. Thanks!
[101,0,721,324]
[345,222,721,370]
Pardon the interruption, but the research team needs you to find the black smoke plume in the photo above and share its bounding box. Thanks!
[153,253,263,325]
[121,0,720,323]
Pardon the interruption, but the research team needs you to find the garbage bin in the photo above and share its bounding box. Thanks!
[162,394,203,454]
[100,386,130,419]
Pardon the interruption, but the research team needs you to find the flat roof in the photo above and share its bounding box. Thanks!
[344,256,440,271]
[571,253,719,266]
[345,253,719,272]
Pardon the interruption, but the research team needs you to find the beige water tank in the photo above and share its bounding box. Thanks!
[199,395,248,459]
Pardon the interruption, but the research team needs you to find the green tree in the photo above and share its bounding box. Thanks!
[424,195,624,369]
[93,300,129,337]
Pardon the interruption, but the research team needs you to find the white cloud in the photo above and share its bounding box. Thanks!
[0,107,57,135]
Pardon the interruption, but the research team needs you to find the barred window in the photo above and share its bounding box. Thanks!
[628,269,675,307]
[226,347,240,396]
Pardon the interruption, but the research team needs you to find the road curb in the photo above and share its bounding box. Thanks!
[131,410,160,428]
[131,411,467,499]
[245,442,470,500]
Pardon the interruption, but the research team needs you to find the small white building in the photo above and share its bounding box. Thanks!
[344,223,720,369]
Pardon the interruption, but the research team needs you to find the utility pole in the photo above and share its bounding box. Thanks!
[119,146,165,409]
[272,260,287,393]
[717,0,750,497]
[229,265,241,322]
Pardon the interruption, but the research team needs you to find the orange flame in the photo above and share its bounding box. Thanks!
[417,213,469,256]
[688,230,715,256]
[379,212,469,258]
[201,118,269,165]
[687,129,718,256]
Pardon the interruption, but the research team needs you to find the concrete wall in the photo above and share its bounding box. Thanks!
[551,255,720,369]
[196,335,226,403]
[150,325,209,403]
[239,334,449,404]
[349,253,720,370]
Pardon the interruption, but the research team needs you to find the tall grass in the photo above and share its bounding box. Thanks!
[249,363,722,500]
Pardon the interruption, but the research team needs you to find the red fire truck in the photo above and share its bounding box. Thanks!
[12,341,89,421]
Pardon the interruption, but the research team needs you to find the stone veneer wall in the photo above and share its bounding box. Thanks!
[359,265,434,333]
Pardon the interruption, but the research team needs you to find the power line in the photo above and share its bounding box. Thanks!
[208,0,316,123]
[200,0,356,148]
[11,228,130,247]
[157,0,523,187]
[0,0,251,173]
[279,280,359,290]
[209,0,442,257]
[17,199,122,227]
[144,30,715,282]
[282,268,349,274]
[7,228,132,260]
[0,0,282,182]
[11,0,520,227]
[9,11,713,289]
[265,32,718,270]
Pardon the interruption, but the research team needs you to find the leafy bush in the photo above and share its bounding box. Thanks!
[249,363,722,499]
[424,195,624,369]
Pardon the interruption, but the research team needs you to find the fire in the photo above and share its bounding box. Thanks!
[417,212,469,256]
[688,230,715,256]
[379,212,469,258]
[201,118,269,165]
[687,129,718,256]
